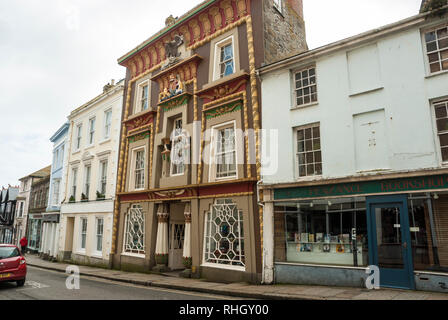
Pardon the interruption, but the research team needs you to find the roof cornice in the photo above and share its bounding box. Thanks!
[117,0,217,65]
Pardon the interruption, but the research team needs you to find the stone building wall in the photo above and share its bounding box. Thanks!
[263,0,308,65]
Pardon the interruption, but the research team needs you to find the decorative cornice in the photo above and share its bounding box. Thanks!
[204,100,242,119]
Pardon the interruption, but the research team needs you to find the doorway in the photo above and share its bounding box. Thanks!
[367,195,415,289]
[168,222,185,270]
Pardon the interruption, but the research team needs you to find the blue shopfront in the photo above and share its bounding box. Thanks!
[271,174,448,292]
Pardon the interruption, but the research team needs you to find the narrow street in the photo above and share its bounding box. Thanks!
[0,266,246,300]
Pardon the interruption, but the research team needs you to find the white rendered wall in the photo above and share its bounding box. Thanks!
[261,23,448,184]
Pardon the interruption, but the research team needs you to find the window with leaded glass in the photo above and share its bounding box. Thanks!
[296,124,322,177]
[171,117,185,176]
[214,125,237,179]
[134,149,145,190]
[203,199,245,268]
[424,25,448,74]
[295,67,317,107]
[124,205,145,255]
[434,100,448,162]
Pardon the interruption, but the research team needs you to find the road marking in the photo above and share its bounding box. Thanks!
[25,280,50,289]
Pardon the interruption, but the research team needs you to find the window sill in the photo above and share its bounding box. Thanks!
[296,175,323,182]
[201,262,246,272]
[291,102,319,110]
[99,138,111,145]
[121,252,146,259]
[72,150,81,155]
[84,144,95,151]
[425,69,448,79]
[91,253,103,259]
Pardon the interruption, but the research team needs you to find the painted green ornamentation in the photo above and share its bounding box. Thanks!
[205,101,242,120]
[160,95,189,112]
[128,131,150,143]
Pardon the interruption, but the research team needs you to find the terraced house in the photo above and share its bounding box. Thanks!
[111,0,307,283]
[59,80,124,267]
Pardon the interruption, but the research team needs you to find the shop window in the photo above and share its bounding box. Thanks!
[124,204,145,255]
[203,199,245,269]
[424,25,448,74]
[275,198,369,267]
[417,193,448,272]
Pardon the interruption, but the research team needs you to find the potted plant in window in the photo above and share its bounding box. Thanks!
[69,196,76,203]
[96,191,105,201]
[81,193,88,202]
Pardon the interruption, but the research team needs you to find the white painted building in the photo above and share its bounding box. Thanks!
[59,80,124,266]
[39,122,70,260]
[259,8,448,292]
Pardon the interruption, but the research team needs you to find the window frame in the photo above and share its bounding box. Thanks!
[209,120,238,182]
[75,124,83,151]
[294,122,323,179]
[83,164,91,200]
[52,179,61,206]
[130,146,146,191]
[79,217,88,252]
[95,217,104,255]
[170,117,186,177]
[71,167,78,200]
[88,117,96,146]
[422,23,448,76]
[103,109,112,140]
[98,159,108,196]
[431,98,448,165]
[293,65,318,109]
[213,35,236,81]
[202,199,246,271]
[135,80,150,114]
[122,204,146,257]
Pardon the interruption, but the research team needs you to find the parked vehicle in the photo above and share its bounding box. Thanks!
[0,244,26,287]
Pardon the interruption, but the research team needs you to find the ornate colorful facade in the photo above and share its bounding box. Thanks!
[111,0,307,283]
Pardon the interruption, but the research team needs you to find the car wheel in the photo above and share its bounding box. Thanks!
[16,279,26,287]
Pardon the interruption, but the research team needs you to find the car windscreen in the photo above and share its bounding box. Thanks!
[0,247,20,260]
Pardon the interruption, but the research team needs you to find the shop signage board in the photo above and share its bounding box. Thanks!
[274,174,448,200]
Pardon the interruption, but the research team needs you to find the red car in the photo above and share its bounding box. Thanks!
[0,244,26,287]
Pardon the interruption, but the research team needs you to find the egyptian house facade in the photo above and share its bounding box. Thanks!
[111,0,307,283]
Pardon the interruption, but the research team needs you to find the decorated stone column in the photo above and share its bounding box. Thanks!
[182,203,192,269]
[155,203,169,267]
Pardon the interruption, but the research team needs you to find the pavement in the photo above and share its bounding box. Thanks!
[0,267,241,300]
[24,254,448,300]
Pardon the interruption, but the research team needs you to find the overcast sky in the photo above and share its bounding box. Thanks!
[0,0,422,187]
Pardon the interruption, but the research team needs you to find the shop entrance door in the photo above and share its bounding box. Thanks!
[168,222,185,270]
[367,195,415,289]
